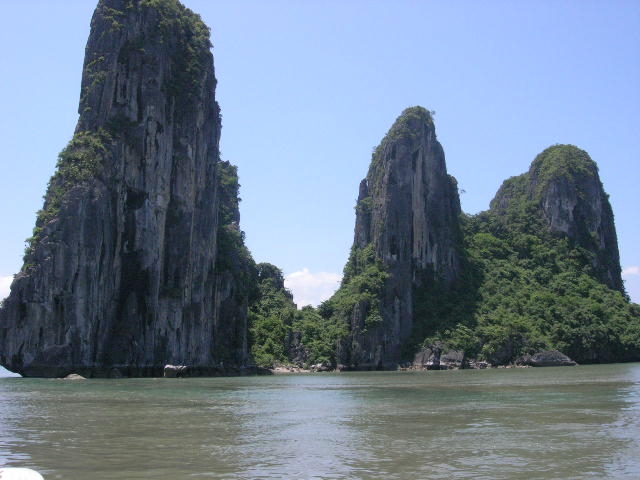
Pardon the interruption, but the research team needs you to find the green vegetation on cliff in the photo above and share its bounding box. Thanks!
[324,244,388,331]
[373,106,434,156]
[324,143,639,366]
[248,263,346,368]
[139,0,212,102]
[459,210,640,364]
[24,129,112,265]
[215,161,256,291]
[370,106,435,181]
[428,145,639,364]
[84,0,211,110]
[528,144,598,200]
[248,263,296,367]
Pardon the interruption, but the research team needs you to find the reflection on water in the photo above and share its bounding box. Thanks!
[1,364,639,479]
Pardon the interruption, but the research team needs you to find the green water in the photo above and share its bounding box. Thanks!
[1,364,639,479]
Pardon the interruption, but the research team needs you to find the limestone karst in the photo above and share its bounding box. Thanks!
[335,107,464,369]
[0,0,253,377]
[1,2,637,376]
[327,111,637,369]
[490,144,623,292]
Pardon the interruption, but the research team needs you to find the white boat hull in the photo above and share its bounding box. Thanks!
[0,468,44,479]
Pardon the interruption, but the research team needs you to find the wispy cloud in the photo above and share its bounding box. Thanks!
[284,268,341,308]
[622,266,640,276]
[0,275,13,301]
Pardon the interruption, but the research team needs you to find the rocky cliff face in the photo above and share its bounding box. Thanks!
[331,136,633,368]
[491,144,623,292]
[0,0,252,377]
[338,107,463,369]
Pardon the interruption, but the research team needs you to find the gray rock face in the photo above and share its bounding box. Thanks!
[339,107,462,369]
[0,0,250,377]
[491,144,623,292]
[413,346,465,370]
[517,350,577,367]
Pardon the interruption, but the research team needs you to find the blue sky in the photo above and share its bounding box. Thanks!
[0,0,638,308]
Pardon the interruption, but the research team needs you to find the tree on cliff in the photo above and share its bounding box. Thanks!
[323,111,640,368]
[0,0,254,377]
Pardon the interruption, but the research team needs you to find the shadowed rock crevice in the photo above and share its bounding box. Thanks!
[0,0,253,377]
[327,112,637,369]
[335,107,465,369]
[491,144,623,292]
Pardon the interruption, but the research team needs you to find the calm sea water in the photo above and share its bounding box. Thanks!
[1,364,639,479]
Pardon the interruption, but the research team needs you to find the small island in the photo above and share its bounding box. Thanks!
[1,0,638,378]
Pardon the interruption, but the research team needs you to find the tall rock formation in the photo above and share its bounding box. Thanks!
[0,0,253,377]
[336,107,463,369]
[490,144,623,292]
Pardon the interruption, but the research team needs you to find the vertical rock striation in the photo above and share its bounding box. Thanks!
[337,107,463,369]
[0,0,251,377]
[491,144,623,292]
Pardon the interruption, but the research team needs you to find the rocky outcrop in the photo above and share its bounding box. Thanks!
[516,350,577,367]
[0,0,252,377]
[163,364,188,378]
[491,144,623,292]
[413,346,466,370]
[337,107,463,369]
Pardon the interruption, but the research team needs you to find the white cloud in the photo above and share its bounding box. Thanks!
[622,266,640,305]
[0,275,13,302]
[282,266,640,309]
[284,268,342,308]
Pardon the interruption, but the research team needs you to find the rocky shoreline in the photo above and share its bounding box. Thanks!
[268,349,578,375]
[407,347,577,370]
